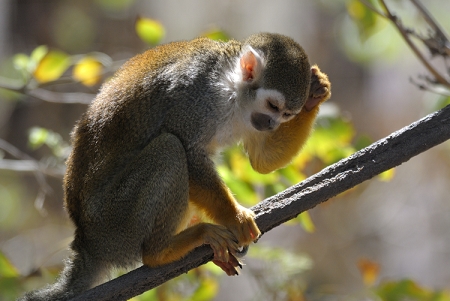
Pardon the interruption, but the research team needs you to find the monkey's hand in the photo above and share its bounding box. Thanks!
[304,65,331,111]
[225,204,261,246]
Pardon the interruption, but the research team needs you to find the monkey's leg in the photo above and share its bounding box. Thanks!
[136,133,242,275]
[186,151,261,247]
[143,222,242,275]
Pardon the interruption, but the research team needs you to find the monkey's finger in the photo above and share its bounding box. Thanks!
[228,252,244,269]
[210,243,230,263]
[248,222,261,242]
[212,260,239,276]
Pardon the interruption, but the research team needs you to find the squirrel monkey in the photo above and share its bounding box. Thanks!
[19,33,331,300]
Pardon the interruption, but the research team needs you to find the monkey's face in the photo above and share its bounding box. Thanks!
[247,88,299,132]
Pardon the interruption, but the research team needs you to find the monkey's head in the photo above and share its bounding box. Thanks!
[234,33,311,132]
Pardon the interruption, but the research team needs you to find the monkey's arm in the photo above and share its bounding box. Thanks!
[245,65,331,174]
[187,151,260,245]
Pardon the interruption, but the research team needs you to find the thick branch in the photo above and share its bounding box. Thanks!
[71,104,450,301]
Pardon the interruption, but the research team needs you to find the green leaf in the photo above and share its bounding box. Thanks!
[305,116,356,165]
[12,54,30,72]
[376,279,450,301]
[28,127,49,149]
[28,127,70,158]
[434,96,450,111]
[225,147,278,185]
[135,17,165,46]
[347,0,378,41]
[217,165,258,205]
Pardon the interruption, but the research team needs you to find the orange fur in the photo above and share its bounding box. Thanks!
[244,65,331,174]
[244,106,320,174]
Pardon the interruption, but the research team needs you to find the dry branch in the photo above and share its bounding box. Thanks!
[71,104,450,301]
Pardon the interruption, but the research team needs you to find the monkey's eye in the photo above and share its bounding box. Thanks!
[267,101,279,112]
[283,112,293,118]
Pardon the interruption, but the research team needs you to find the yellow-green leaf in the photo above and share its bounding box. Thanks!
[33,50,70,83]
[0,251,19,277]
[297,211,315,233]
[28,127,49,149]
[279,164,306,185]
[73,56,103,86]
[217,165,257,205]
[202,29,230,42]
[378,168,395,182]
[13,54,30,72]
[30,45,49,66]
[305,117,356,165]
[347,0,378,41]
[187,278,218,301]
[376,279,450,300]
[135,17,165,46]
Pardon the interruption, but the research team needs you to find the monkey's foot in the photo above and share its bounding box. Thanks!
[203,223,240,263]
[212,253,244,276]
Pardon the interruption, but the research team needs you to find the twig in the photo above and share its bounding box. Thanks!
[0,79,95,104]
[410,0,450,44]
[0,139,52,212]
[378,0,450,87]
[0,159,64,178]
[28,89,94,104]
[0,57,127,104]
[410,77,450,97]
[71,104,450,301]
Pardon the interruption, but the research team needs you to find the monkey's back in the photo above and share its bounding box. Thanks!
[63,37,242,259]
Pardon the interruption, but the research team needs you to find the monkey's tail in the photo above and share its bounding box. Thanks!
[18,241,109,301]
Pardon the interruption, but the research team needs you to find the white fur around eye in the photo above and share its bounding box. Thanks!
[255,88,285,110]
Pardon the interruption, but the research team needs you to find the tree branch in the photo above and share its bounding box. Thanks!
[366,0,450,89]
[0,139,53,213]
[71,104,450,301]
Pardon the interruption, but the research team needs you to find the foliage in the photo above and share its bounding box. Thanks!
[0,19,367,300]
[375,279,450,301]
[2,2,447,300]
[0,251,21,301]
[135,17,166,46]
[73,56,104,86]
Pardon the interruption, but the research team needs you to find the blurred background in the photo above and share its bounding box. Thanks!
[1,0,450,300]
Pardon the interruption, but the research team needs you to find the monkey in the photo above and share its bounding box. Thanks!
[18,32,331,301]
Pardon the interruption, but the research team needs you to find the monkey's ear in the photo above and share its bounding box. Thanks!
[240,47,264,82]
